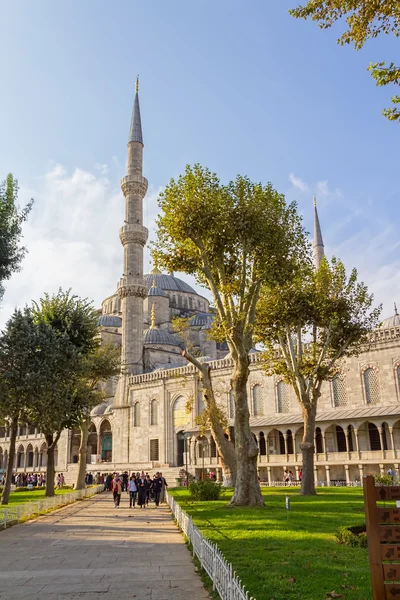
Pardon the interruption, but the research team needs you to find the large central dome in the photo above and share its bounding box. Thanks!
[144,272,197,294]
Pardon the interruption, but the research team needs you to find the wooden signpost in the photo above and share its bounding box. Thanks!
[364,475,400,599]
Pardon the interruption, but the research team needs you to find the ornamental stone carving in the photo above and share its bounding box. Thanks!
[119,225,148,247]
[121,176,148,198]
[117,283,148,299]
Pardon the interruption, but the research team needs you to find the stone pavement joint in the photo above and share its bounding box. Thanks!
[0,493,210,599]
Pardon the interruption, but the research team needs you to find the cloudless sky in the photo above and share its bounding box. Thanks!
[0,0,399,324]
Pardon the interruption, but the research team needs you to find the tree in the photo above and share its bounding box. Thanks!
[0,174,33,302]
[153,164,308,506]
[289,1,400,122]
[0,309,68,504]
[31,289,100,497]
[254,257,381,495]
[74,343,120,491]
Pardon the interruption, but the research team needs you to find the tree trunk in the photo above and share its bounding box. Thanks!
[229,353,264,506]
[183,351,237,487]
[300,402,317,496]
[45,432,60,497]
[75,418,89,490]
[1,417,18,505]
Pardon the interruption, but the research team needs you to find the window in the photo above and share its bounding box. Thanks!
[278,431,285,454]
[259,432,266,455]
[228,390,235,419]
[287,430,294,454]
[332,373,347,407]
[364,368,380,405]
[252,385,264,416]
[315,427,323,453]
[277,381,290,413]
[133,403,141,427]
[173,396,188,428]
[210,437,217,458]
[150,400,158,426]
[347,425,354,452]
[150,439,159,461]
[397,365,400,391]
[368,422,381,451]
[336,426,346,452]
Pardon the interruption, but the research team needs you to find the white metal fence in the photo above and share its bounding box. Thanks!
[166,491,255,600]
[0,484,103,529]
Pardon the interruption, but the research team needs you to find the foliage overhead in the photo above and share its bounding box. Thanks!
[289,1,400,121]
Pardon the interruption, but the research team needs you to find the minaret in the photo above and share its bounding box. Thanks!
[313,196,324,269]
[117,77,148,375]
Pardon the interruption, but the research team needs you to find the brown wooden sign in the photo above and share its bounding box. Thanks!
[364,475,400,600]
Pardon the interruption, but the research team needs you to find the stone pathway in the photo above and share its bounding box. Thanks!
[0,493,209,599]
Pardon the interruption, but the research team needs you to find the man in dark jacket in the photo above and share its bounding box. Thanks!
[152,473,164,507]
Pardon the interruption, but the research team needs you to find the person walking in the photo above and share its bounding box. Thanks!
[152,473,163,508]
[112,475,122,508]
[144,474,153,506]
[137,474,146,508]
[159,472,168,504]
[128,474,138,508]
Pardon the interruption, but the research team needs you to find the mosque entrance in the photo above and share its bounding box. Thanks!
[177,431,185,467]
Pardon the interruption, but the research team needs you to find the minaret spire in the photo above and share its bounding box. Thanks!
[116,81,149,378]
[313,196,324,269]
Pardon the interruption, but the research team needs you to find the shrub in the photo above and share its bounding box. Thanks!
[336,524,367,548]
[374,473,395,486]
[189,479,222,501]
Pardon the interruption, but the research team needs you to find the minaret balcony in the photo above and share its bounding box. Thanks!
[119,224,148,247]
[121,175,148,198]
[117,277,148,299]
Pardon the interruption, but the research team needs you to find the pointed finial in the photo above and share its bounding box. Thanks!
[395,302,398,316]
[313,195,317,207]
[151,303,156,328]
[136,76,139,93]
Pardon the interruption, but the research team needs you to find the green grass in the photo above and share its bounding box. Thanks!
[4,488,73,506]
[170,487,373,600]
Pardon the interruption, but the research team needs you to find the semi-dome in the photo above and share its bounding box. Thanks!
[144,272,197,294]
[143,328,182,347]
[98,315,122,327]
[148,285,167,297]
[90,401,112,417]
[380,305,400,329]
[189,312,214,328]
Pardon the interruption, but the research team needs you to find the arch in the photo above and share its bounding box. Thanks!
[99,419,112,462]
[347,424,354,452]
[252,384,264,416]
[278,431,285,454]
[150,399,159,426]
[39,442,47,468]
[173,396,188,429]
[17,444,25,468]
[315,427,323,453]
[87,422,98,460]
[26,444,34,468]
[277,381,290,413]
[259,431,266,456]
[286,429,294,454]
[336,425,346,452]
[228,390,235,419]
[363,367,380,405]
[368,422,381,451]
[133,402,141,427]
[210,437,217,458]
[332,373,347,407]
[382,421,389,451]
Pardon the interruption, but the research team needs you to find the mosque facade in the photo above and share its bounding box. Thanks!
[2,87,400,485]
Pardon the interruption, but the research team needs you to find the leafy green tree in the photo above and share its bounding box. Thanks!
[289,1,400,122]
[75,342,121,491]
[0,174,33,302]
[0,309,69,504]
[254,257,381,495]
[153,164,308,506]
[31,289,100,497]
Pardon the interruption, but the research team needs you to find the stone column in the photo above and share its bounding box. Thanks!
[283,434,288,460]
[325,465,331,486]
[314,432,318,462]
[345,464,350,485]
[295,465,299,481]
[379,428,386,457]
[346,428,352,459]
[380,463,385,475]
[266,433,270,463]
[322,432,328,461]
[314,465,319,487]
[390,427,396,459]
[358,464,364,481]
[354,429,361,459]
[267,466,272,486]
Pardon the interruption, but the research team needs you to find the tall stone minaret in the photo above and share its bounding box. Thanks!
[313,196,324,269]
[117,78,148,376]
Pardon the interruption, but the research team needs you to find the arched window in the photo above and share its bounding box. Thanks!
[277,381,290,413]
[315,427,323,453]
[347,425,354,452]
[364,368,380,404]
[336,426,346,452]
[278,431,285,454]
[396,364,400,392]
[259,432,266,455]
[173,396,188,429]
[368,422,381,450]
[332,373,347,407]
[210,437,217,458]
[228,390,235,419]
[133,403,141,427]
[150,400,158,426]
[382,422,389,451]
[287,430,294,454]
[252,385,264,416]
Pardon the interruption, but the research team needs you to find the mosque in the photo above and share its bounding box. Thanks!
[1,84,400,486]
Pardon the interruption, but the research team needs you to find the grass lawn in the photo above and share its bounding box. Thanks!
[170,486,373,600]
[4,488,74,506]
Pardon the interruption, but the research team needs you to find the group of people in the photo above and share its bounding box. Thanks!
[110,472,168,509]
[0,472,47,487]
[283,469,302,485]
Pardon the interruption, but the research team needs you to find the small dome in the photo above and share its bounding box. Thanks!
[104,404,114,415]
[380,307,400,329]
[90,401,111,417]
[190,312,214,328]
[98,315,122,327]
[143,328,182,347]
[148,286,167,297]
[144,272,197,294]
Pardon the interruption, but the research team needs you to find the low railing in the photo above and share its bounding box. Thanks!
[0,484,104,529]
[166,491,254,600]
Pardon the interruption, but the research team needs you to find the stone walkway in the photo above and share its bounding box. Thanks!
[0,493,209,599]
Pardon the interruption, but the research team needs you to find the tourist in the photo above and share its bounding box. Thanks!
[137,473,146,508]
[111,475,122,508]
[388,467,395,480]
[299,469,302,482]
[159,472,168,504]
[152,472,163,507]
[128,474,138,508]
[144,474,153,505]
[122,471,129,492]
[105,473,112,491]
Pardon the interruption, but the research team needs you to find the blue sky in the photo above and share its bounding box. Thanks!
[0,0,399,324]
